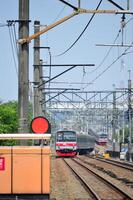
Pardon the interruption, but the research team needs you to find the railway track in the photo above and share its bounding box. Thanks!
[86,156,133,171]
[63,158,101,200]
[81,155,133,188]
[63,157,133,200]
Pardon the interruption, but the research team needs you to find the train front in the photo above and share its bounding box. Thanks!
[97,133,108,145]
[55,130,77,157]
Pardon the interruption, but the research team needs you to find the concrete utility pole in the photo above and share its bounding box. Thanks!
[39,59,44,116]
[128,70,132,162]
[127,0,130,10]
[18,0,29,133]
[33,21,41,117]
[112,90,116,152]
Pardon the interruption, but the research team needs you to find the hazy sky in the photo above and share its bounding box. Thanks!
[0,0,133,102]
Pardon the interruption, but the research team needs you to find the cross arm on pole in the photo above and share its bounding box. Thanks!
[18,11,79,44]
[38,65,78,88]
[18,3,133,45]
[44,89,68,104]
[38,64,94,89]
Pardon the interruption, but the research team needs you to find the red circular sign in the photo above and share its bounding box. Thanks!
[31,116,49,134]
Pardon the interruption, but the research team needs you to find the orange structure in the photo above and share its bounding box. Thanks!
[0,147,12,194]
[0,145,51,198]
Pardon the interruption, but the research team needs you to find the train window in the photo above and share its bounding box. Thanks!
[57,132,64,141]
[56,131,76,142]
[100,135,107,138]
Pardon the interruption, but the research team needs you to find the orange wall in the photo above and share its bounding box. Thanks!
[0,146,50,194]
[0,147,11,194]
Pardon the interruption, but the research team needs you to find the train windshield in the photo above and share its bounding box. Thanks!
[56,131,76,142]
[100,134,107,138]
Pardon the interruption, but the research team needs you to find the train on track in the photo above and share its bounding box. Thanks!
[95,132,108,145]
[55,130,95,157]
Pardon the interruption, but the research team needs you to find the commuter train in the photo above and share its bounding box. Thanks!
[95,132,108,145]
[55,130,95,157]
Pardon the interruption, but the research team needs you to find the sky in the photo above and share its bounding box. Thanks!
[0,0,133,102]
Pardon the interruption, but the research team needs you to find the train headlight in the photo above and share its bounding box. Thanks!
[56,146,60,150]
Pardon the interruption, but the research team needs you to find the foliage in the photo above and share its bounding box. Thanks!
[119,126,133,143]
[0,101,18,133]
[0,101,33,145]
[0,101,18,145]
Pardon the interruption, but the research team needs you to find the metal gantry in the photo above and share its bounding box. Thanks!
[44,88,132,151]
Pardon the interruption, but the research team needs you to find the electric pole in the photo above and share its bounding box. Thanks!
[33,21,40,117]
[128,70,132,162]
[112,89,116,153]
[127,0,130,10]
[18,0,29,133]
[39,59,44,116]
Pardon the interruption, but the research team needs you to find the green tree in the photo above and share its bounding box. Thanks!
[0,101,33,145]
[0,101,18,145]
[0,101,18,133]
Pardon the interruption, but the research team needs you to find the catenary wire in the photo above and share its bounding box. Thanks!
[124,50,133,55]
[88,29,121,74]
[0,23,8,27]
[82,42,133,90]
[88,16,133,75]
[8,23,18,76]
[53,0,103,57]
[12,23,19,57]
[52,1,69,23]
[10,24,18,74]
[81,15,133,86]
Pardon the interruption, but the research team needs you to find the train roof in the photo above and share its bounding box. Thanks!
[56,130,76,133]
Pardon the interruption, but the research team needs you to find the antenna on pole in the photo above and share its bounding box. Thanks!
[121,14,126,46]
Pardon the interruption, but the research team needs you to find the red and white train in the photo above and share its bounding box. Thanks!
[55,130,95,157]
[95,133,108,145]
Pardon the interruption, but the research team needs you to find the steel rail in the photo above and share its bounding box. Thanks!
[91,156,133,171]
[63,158,101,200]
[72,157,133,200]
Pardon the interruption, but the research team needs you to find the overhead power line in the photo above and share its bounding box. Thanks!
[52,1,71,23]
[7,22,18,76]
[88,15,133,75]
[108,0,124,10]
[54,0,103,57]
[59,0,78,11]
[83,42,133,89]
[0,23,8,27]
[89,28,121,75]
